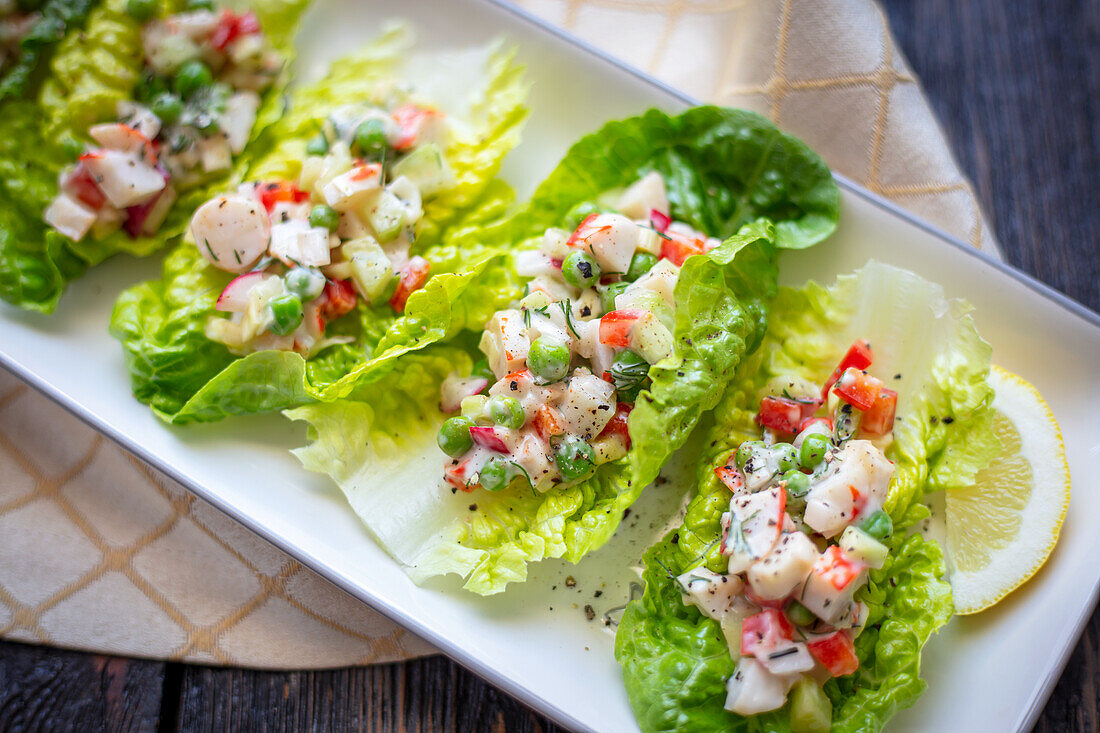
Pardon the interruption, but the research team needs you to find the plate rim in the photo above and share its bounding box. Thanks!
[2,1,1098,731]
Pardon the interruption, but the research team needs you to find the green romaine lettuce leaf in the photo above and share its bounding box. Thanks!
[110,34,528,421]
[285,223,779,595]
[616,262,996,732]
[0,0,310,311]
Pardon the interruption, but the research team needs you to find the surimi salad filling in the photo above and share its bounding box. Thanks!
[42,3,283,244]
[435,172,721,493]
[190,101,454,355]
[677,340,900,725]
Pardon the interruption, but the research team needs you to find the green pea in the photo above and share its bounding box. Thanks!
[134,72,169,103]
[598,282,629,314]
[799,433,831,470]
[785,599,816,627]
[485,395,525,430]
[736,440,765,470]
[609,349,648,394]
[478,457,509,492]
[782,469,811,497]
[528,337,570,383]
[185,0,214,9]
[151,93,183,124]
[308,204,340,232]
[126,0,157,22]
[284,268,325,301]
[354,118,388,158]
[857,509,893,540]
[626,252,658,281]
[174,60,213,99]
[773,443,800,473]
[268,293,303,335]
[437,416,474,457]
[471,359,495,383]
[561,251,601,289]
[554,436,596,483]
[305,134,329,156]
[564,201,601,229]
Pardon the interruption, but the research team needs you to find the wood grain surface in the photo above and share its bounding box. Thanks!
[1,0,1096,730]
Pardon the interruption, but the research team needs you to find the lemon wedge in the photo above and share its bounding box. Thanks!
[946,365,1070,614]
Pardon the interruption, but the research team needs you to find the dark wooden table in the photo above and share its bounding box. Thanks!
[2,1,1097,730]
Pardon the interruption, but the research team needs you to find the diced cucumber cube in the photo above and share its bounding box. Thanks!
[789,678,832,733]
[343,237,393,302]
[839,525,889,569]
[391,143,454,197]
[360,189,407,244]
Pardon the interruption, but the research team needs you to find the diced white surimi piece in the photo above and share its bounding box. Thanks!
[168,10,219,39]
[624,258,679,308]
[512,434,557,492]
[228,32,264,64]
[541,227,571,260]
[480,310,530,378]
[756,640,815,676]
[118,103,161,140]
[726,488,786,573]
[89,123,150,157]
[337,210,372,240]
[515,250,558,278]
[724,658,789,716]
[323,164,383,210]
[747,530,818,601]
[616,171,670,219]
[527,275,573,303]
[574,213,641,274]
[575,289,601,319]
[677,567,744,621]
[222,91,260,154]
[190,194,271,273]
[44,193,97,242]
[559,371,615,440]
[269,200,309,224]
[529,309,570,347]
[800,547,868,626]
[81,150,165,208]
[199,136,232,172]
[804,439,895,538]
[268,220,332,267]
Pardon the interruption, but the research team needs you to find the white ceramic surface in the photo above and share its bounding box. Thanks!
[2,1,1099,731]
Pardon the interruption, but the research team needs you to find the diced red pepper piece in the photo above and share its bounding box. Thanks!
[63,163,106,210]
[258,180,309,213]
[714,464,744,492]
[318,278,357,322]
[807,631,859,677]
[757,396,803,434]
[860,387,898,436]
[821,339,874,399]
[599,309,644,348]
[389,256,430,312]
[813,545,865,592]
[834,367,884,411]
[598,402,633,449]
[741,608,794,656]
[659,229,706,266]
[533,404,565,440]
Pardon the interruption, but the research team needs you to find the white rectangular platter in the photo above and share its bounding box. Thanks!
[3,1,1100,731]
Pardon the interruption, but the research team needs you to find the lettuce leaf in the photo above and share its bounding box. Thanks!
[0,0,310,311]
[110,34,528,421]
[616,262,996,732]
[285,223,779,595]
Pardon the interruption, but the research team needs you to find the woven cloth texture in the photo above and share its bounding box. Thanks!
[0,0,997,668]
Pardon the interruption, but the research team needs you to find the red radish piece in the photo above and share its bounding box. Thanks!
[440,374,489,413]
[599,309,644,348]
[469,426,509,453]
[860,387,898,435]
[834,368,884,411]
[216,271,269,312]
[757,396,803,434]
[649,209,671,233]
[390,256,431,312]
[741,609,794,657]
[807,632,859,677]
[821,339,874,399]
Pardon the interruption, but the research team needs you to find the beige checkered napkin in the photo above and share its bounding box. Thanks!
[0,0,996,668]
